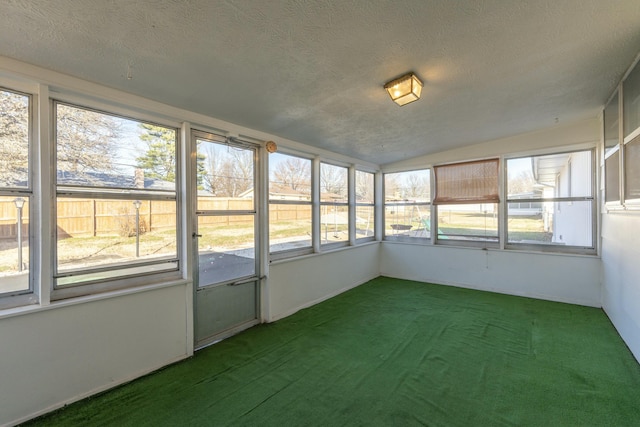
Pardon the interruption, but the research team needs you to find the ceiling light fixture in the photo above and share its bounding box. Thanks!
[384,72,423,106]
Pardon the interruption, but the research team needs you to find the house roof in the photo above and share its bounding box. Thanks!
[56,171,175,191]
[1,1,639,165]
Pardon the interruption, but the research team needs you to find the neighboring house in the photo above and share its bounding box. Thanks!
[241,184,311,201]
[508,190,544,216]
[57,169,175,191]
[533,151,592,247]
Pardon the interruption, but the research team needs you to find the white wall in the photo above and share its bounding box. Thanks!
[381,116,602,307]
[385,117,600,171]
[267,243,380,321]
[0,283,191,426]
[601,212,640,362]
[381,243,601,306]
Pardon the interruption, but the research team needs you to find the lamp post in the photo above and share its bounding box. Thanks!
[14,197,25,272]
[133,200,142,258]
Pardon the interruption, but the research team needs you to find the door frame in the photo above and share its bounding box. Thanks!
[190,129,262,349]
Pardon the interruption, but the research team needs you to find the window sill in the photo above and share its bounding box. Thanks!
[0,278,190,321]
[269,240,380,266]
[382,239,599,258]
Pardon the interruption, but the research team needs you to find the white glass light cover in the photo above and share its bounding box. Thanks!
[384,73,423,106]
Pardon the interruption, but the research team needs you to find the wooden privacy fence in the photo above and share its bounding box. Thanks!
[0,200,29,239]
[0,198,315,239]
[269,203,312,221]
[56,198,177,238]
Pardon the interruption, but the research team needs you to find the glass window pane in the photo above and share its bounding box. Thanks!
[269,204,312,252]
[56,262,178,287]
[356,171,374,204]
[321,163,348,202]
[197,139,254,206]
[197,215,255,285]
[384,170,430,203]
[56,104,177,190]
[384,204,430,238]
[356,205,375,239]
[604,92,620,153]
[625,135,640,201]
[320,204,349,244]
[56,198,177,276]
[437,204,498,241]
[507,151,592,198]
[605,150,620,203]
[0,90,29,188]
[508,201,593,247]
[623,61,640,137]
[0,196,29,294]
[269,153,311,199]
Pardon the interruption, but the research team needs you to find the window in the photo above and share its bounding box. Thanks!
[604,92,620,203]
[506,150,595,252]
[623,58,640,139]
[196,135,256,284]
[625,134,640,201]
[433,159,499,244]
[268,152,312,257]
[0,88,32,300]
[320,163,348,247]
[54,103,179,294]
[355,170,375,241]
[384,169,430,240]
[624,60,640,202]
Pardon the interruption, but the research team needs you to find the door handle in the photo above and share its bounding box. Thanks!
[192,232,202,238]
[227,276,267,286]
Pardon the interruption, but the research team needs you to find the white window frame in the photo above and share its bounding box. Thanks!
[504,148,596,255]
[51,101,182,299]
[432,159,500,248]
[319,161,350,249]
[0,86,37,309]
[354,169,376,243]
[383,168,431,243]
[603,90,622,207]
[268,150,314,261]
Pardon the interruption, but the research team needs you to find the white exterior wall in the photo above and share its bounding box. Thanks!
[553,151,593,247]
[601,212,640,363]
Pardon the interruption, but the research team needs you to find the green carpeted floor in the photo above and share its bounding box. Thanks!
[24,277,640,426]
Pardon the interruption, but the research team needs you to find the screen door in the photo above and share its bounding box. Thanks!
[192,131,259,348]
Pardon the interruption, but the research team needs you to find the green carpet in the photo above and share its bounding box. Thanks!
[25,277,640,426]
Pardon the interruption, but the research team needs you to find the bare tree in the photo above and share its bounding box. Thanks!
[201,144,253,197]
[404,172,429,200]
[272,156,311,194]
[56,104,120,176]
[320,163,347,198]
[509,170,536,194]
[384,174,401,201]
[355,171,374,203]
[0,90,29,186]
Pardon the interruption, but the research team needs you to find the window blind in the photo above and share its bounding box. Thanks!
[434,159,499,204]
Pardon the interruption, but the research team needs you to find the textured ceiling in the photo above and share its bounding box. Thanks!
[1,0,639,165]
